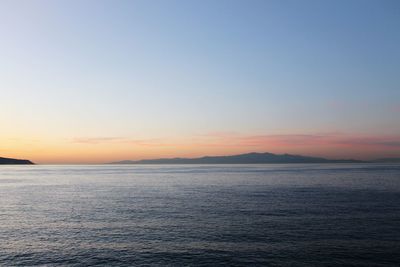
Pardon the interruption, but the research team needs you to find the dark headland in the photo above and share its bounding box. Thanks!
[110,152,364,164]
[0,157,34,165]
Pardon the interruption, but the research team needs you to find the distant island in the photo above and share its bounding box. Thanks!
[109,152,364,164]
[0,157,34,165]
[373,158,400,163]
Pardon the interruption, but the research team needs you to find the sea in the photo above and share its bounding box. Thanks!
[0,164,399,266]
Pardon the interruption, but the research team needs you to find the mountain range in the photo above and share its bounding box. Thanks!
[110,152,364,164]
[1,153,399,165]
[373,158,400,163]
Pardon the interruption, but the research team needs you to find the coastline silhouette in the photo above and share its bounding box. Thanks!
[0,157,34,165]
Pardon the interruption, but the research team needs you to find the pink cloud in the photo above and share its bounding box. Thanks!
[72,137,124,144]
[126,139,176,147]
[71,137,176,147]
[194,132,400,149]
[71,133,400,159]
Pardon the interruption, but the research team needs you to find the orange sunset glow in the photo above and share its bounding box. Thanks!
[1,0,399,164]
[2,133,399,164]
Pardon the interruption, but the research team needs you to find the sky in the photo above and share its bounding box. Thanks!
[1,0,399,164]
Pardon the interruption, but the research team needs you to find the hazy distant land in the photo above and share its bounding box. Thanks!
[373,158,400,163]
[1,153,399,165]
[0,157,34,165]
[110,153,400,165]
[110,152,365,164]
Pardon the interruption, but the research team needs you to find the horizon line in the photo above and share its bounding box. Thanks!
[3,151,400,165]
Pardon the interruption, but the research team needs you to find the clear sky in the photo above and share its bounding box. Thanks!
[1,0,399,163]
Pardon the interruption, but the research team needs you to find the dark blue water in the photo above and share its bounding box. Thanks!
[1,164,400,266]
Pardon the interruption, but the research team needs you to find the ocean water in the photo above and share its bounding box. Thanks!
[0,164,400,266]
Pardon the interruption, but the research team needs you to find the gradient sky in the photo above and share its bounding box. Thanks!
[1,0,399,163]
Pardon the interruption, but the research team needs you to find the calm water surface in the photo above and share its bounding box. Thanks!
[1,164,400,266]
